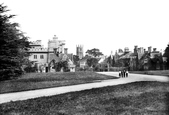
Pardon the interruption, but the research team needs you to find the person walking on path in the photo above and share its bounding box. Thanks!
[119,71,121,77]
[124,70,126,77]
[121,70,123,78]
[126,70,128,77]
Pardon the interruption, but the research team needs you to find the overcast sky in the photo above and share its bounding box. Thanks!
[2,0,169,55]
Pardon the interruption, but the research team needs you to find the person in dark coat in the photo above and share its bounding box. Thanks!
[126,70,128,77]
[123,70,126,77]
[121,70,123,78]
[119,71,121,77]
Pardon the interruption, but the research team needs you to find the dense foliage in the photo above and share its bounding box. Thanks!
[164,44,169,69]
[55,61,69,72]
[24,61,38,73]
[87,58,99,68]
[86,48,103,57]
[73,55,80,67]
[0,4,30,80]
[107,55,115,67]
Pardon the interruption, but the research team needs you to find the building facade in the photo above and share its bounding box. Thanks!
[28,40,49,65]
[28,35,66,71]
[115,45,164,71]
[76,45,84,59]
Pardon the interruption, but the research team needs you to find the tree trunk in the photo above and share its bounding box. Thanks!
[107,64,110,72]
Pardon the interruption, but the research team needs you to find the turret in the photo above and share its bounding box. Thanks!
[76,44,84,59]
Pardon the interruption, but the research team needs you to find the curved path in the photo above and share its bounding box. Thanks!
[0,72,168,104]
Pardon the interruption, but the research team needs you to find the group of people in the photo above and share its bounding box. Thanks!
[119,70,128,78]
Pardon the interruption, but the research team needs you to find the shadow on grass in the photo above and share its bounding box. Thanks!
[166,93,169,115]
[0,81,169,114]
[0,78,119,94]
[0,72,118,94]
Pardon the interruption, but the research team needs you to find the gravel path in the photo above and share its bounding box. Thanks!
[0,72,168,104]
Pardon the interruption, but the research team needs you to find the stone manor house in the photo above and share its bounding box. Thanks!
[113,46,167,71]
[28,35,75,72]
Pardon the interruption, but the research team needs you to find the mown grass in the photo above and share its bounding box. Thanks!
[130,70,169,77]
[0,71,117,94]
[0,81,169,115]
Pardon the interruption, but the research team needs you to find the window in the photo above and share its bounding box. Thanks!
[40,55,44,59]
[34,55,37,59]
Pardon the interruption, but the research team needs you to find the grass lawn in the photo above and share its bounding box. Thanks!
[130,70,169,77]
[0,81,169,115]
[0,71,117,94]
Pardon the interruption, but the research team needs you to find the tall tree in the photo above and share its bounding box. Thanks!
[0,4,30,80]
[86,48,103,57]
[107,56,116,67]
[86,58,99,67]
[163,44,169,68]
[55,61,69,72]
[150,54,162,70]
[112,56,115,67]
[107,56,112,65]
[73,55,80,66]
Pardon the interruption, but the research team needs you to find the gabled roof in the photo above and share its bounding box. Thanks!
[98,56,109,65]
[79,57,88,63]
[119,52,132,59]
[49,53,73,63]
[49,54,60,62]
[98,56,107,63]
[60,53,73,61]
[130,53,137,57]
[139,52,149,60]
[79,55,92,62]
[151,51,160,53]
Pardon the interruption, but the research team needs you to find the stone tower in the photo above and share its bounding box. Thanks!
[48,35,65,53]
[76,45,84,59]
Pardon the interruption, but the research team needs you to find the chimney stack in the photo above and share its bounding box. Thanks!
[64,48,68,54]
[138,48,141,53]
[144,49,146,53]
[134,45,138,54]
[140,47,144,53]
[124,47,129,53]
[148,46,152,53]
[153,48,156,51]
